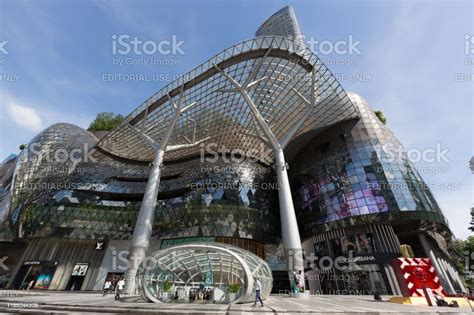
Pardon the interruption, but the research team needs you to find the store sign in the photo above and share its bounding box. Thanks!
[336,253,399,266]
[337,255,376,265]
[95,241,105,250]
[23,260,58,266]
[71,263,89,276]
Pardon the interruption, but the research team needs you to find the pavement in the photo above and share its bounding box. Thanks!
[0,291,472,314]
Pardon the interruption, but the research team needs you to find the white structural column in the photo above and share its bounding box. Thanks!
[214,52,318,289]
[418,233,457,294]
[124,84,208,294]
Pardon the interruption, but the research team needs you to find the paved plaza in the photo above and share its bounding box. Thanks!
[0,291,472,314]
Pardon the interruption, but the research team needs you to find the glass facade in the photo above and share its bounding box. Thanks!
[0,5,463,297]
[0,124,98,240]
[255,6,305,45]
[12,156,279,243]
[0,32,359,247]
[136,243,273,303]
[290,92,448,239]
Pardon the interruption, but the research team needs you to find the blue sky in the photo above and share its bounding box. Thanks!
[0,0,472,239]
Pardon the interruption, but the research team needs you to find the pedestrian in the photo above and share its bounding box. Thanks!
[115,279,125,300]
[103,280,111,296]
[291,272,298,294]
[252,277,264,307]
[27,279,34,290]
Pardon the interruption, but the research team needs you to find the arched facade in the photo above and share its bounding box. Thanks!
[136,243,273,303]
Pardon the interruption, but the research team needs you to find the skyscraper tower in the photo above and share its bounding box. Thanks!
[256,6,305,45]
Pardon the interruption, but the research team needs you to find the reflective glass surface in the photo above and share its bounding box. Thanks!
[136,243,272,303]
[290,93,447,238]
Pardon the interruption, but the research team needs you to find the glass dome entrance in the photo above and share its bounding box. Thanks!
[136,242,273,304]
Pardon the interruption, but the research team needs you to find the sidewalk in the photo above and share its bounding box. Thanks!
[0,291,471,314]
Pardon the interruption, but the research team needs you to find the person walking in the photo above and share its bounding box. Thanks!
[103,280,111,296]
[27,279,35,290]
[115,279,125,300]
[252,277,264,307]
[291,272,299,294]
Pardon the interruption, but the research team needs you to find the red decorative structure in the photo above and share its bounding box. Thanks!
[392,258,445,297]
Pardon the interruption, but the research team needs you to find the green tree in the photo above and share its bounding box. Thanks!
[374,110,387,125]
[470,207,474,232]
[464,237,474,287]
[454,236,474,288]
[88,112,124,131]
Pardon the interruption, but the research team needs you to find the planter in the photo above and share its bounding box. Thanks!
[226,292,237,303]
[161,292,171,302]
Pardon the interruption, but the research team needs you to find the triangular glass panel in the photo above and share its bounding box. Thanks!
[200,193,213,207]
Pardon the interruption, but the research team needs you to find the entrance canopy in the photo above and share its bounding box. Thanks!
[136,243,272,303]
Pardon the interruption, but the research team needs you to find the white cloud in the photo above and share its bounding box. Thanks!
[6,103,43,132]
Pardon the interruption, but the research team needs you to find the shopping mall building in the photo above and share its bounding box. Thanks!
[0,6,467,299]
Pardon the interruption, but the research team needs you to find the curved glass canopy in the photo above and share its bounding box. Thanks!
[94,36,358,164]
[136,243,272,304]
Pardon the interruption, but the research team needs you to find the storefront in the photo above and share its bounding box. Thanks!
[8,238,106,291]
[12,260,59,290]
[0,241,28,289]
[66,263,89,290]
[302,224,402,295]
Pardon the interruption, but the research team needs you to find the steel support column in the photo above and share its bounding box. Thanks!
[275,148,305,277]
[124,85,199,294]
[214,55,317,290]
[124,148,164,294]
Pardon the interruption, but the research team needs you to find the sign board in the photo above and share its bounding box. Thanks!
[23,260,58,266]
[71,263,89,276]
[94,241,105,250]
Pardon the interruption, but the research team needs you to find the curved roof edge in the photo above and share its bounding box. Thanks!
[95,36,359,162]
